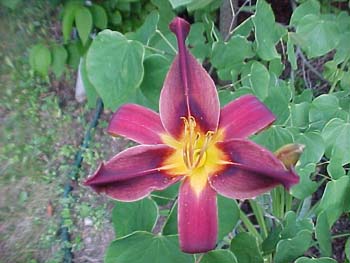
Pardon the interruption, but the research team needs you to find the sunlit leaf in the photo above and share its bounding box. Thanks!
[112,198,158,237]
[105,232,194,263]
[86,30,144,110]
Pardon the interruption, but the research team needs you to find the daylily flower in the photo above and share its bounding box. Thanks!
[84,17,299,253]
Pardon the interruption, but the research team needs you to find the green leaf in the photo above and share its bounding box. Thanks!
[275,230,312,263]
[290,102,310,130]
[75,6,93,45]
[261,225,282,255]
[346,238,350,261]
[327,157,345,180]
[253,126,294,152]
[152,183,179,206]
[187,0,218,11]
[201,250,237,263]
[289,0,320,27]
[51,45,67,78]
[315,212,332,257]
[322,118,350,165]
[317,176,350,225]
[162,202,178,235]
[151,0,174,32]
[133,11,159,45]
[140,54,170,109]
[30,44,51,77]
[105,232,194,263]
[29,44,42,70]
[248,61,270,100]
[296,14,340,58]
[233,17,253,37]
[309,94,348,131]
[80,57,98,108]
[295,257,337,263]
[218,90,236,106]
[112,198,158,237]
[294,89,313,103]
[290,163,318,199]
[269,58,284,77]
[90,4,108,30]
[334,32,350,64]
[66,41,82,70]
[264,79,292,125]
[211,36,254,71]
[280,211,313,239]
[62,1,82,43]
[187,23,209,61]
[252,0,281,61]
[86,30,144,110]
[295,132,324,166]
[230,232,263,263]
[168,0,192,9]
[218,196,239,241]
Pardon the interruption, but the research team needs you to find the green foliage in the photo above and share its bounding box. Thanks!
[112,198,158,237]
[86,30,144,110]
[230,232,264,263]
[200,250,237,263]
[20,0,350,261]
[105,232,194,263]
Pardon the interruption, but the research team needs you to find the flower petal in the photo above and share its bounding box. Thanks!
[84,145,180,201]
[218,95,275,140]
[160,17,220,138]
[108,104,166,144]
[209,139,299,200]
[178,177,218,253]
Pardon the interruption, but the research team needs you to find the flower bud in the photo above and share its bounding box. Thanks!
[275,144,305,169]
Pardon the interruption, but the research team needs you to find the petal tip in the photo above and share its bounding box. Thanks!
[169,17,190,40]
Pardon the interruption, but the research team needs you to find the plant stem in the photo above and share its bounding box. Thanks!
[156,29,177,55]
[249,200,268,239]
[240,210,263,242]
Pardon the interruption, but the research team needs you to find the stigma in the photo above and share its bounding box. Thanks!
[181,116,215,170]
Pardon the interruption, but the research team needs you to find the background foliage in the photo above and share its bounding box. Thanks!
[2,0,350,262]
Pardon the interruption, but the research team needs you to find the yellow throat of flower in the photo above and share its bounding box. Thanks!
[161,116,226,195]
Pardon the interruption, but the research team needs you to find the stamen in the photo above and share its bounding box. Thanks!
[192,131,214,168]
[180,116,215,170]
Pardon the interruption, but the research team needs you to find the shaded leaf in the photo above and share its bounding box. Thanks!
[230,232,263,263]
[51,45,68,78]
[75,6,93,45]
[140,54,170,109]
[90,4,108,30]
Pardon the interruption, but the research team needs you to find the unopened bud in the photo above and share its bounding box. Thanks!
[275,144,305,169]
